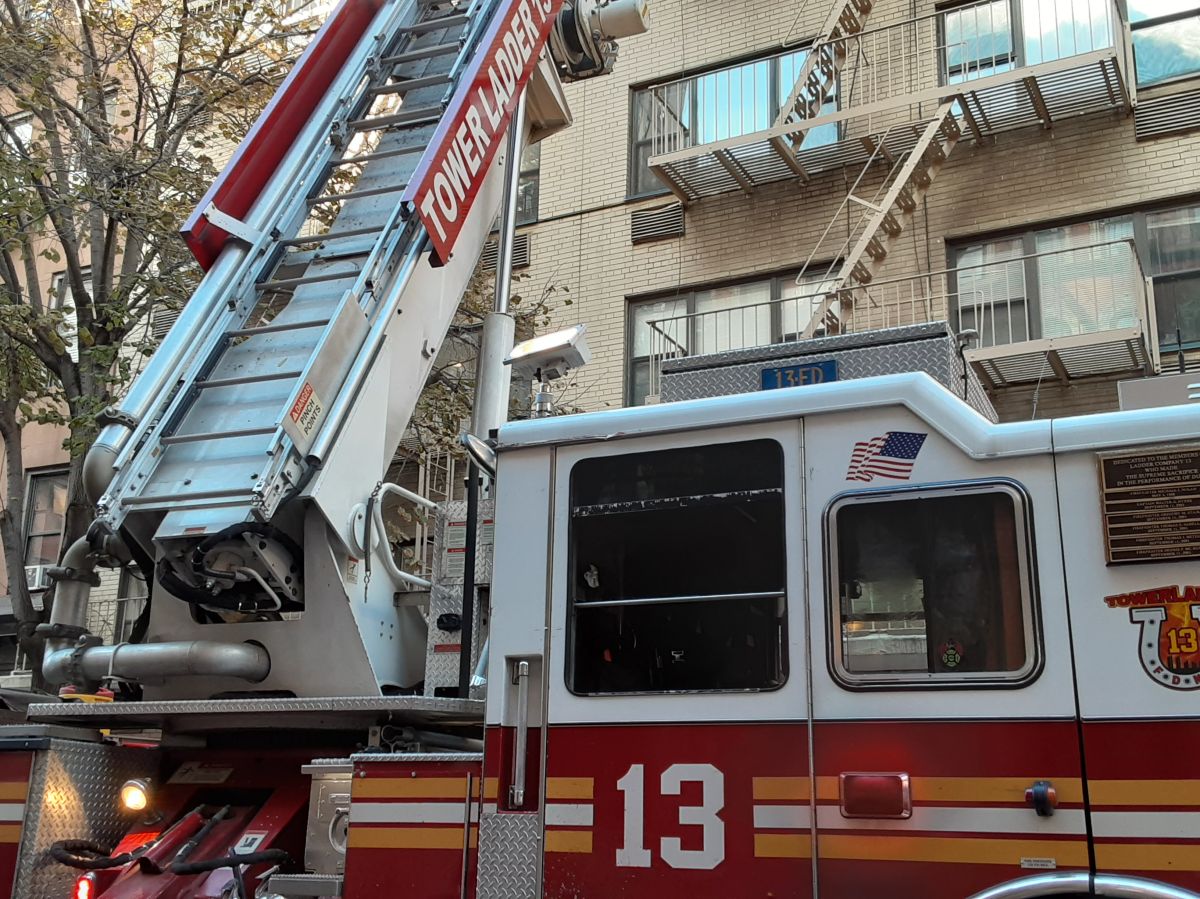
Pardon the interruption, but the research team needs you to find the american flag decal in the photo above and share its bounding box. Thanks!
[845,431,927,482]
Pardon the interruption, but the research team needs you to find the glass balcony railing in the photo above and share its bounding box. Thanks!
[646,240,1158,395]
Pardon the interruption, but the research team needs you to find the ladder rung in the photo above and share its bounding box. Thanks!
[369,71,453,96]
[257,270,358,292]
[348,105,442,132]
[333,144,425,168]
[160,426,276,447]
[227,318,330,338]
[195,370,304,390]
[279,226,383,247]
[380,40,460,66]
[402,12,469,35]
[307,182,408,206]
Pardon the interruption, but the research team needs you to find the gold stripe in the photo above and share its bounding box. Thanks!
[545,830,592,854]
[353,778,472,800]
[1097,843,1200,871]
[820,835,1089,867]
[0,784,27,801]
[483,778,498,801]
[753,777,810,801]
[755,833,812,859]
[347,826,477,850]
[1089,780,1200,807]
[911,777,1084,805]
[546,778,593,800]
[816,776,1085,804]
[0,825,20,844]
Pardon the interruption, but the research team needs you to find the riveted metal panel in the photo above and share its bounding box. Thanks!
[660,323,997,422]
[424,500,493,697]
[15,738,156,899]
[476,810,541,898]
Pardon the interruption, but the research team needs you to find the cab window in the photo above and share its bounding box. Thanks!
[568,439,787,695]
[829,483,1038,687]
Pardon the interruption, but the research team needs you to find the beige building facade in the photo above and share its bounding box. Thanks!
[514,0,1200,421]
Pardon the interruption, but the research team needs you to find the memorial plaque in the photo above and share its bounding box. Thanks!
[1099,444,1200,564]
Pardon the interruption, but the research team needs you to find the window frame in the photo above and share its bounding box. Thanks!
[564,437,790,697]
[825,478,1043,691]
[625,269,835,406]
[1130,5,1200,90]
[23,467,69,587]
[936,0,1023,85]
[948,199,1200,352]
[626,42,841,201]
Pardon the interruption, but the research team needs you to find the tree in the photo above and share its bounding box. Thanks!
[0,0,316,662]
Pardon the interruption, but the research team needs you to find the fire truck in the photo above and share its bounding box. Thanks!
[2,0,1200,897]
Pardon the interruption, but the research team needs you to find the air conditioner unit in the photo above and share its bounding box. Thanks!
[24,565,51,591]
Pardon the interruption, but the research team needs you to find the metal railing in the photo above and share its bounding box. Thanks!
[646,239,1155,396]
[648,0,1121,157]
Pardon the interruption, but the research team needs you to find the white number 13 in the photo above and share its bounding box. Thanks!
[616,763,725,870]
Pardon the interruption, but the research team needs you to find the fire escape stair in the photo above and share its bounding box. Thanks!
[803,102,961,337]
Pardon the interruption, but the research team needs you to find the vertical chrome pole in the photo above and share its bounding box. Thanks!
[469,90,528,441]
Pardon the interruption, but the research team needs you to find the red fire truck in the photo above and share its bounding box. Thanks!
[1,0,1198,897]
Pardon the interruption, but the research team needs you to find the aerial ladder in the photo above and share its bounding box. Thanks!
[34,0,647,704]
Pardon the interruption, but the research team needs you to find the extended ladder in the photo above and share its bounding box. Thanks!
[97,0,495,530]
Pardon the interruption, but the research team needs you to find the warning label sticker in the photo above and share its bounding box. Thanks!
[289,381,324,438]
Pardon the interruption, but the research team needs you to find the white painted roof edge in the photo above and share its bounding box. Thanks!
[497,371,1200,458]
[497,372,1052,459]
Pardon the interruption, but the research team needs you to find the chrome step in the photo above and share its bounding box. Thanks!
[226,318,331,338]
[256,270,359,292]
[380,40,460,66]
[195,371,304,390]
[306,182,408,206]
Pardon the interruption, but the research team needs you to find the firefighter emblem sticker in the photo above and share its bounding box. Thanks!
[1106,585,1200,690]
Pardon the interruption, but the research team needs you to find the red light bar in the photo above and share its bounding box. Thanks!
[73,873,95,899]
[839,772,912,819]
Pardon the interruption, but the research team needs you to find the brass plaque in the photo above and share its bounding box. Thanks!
[1099,444,1200,564]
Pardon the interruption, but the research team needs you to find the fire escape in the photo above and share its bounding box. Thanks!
[645,0,1158,392]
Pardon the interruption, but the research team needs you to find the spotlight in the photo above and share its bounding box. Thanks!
[119,778,151,813]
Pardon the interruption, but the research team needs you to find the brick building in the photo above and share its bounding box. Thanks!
[510,0,1200,420]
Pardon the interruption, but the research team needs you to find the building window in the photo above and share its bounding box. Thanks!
[626,271,834,405]
[114,568,149,644]
[1130,3,1200,88]
[938,0,1113,84]
[952,203,1200,352]
[829,482,1038,687]
[24,470,68,588]
[2,112,33,150]
[628,46,839,199]
[1146,204,1200,350]
[515,143,540,225]
[568,439,787,695]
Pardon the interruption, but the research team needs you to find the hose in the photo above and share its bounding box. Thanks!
[49,840,137,870]
[170,848,289,875]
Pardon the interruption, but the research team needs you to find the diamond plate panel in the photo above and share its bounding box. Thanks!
[476,811,541,899]
[660,322,997,422]
[16,738,156,899]
[424,500,493,697]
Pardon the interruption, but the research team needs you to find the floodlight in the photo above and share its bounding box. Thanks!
[504,325,591,381]
[119,778,151,812]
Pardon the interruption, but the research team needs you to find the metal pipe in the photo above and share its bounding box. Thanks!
[468,91,526,440]
[493,92,526,318]
[43,536,270,687]
[456,464,480,698]
[509,659,530,808]
[43,639,271,687]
